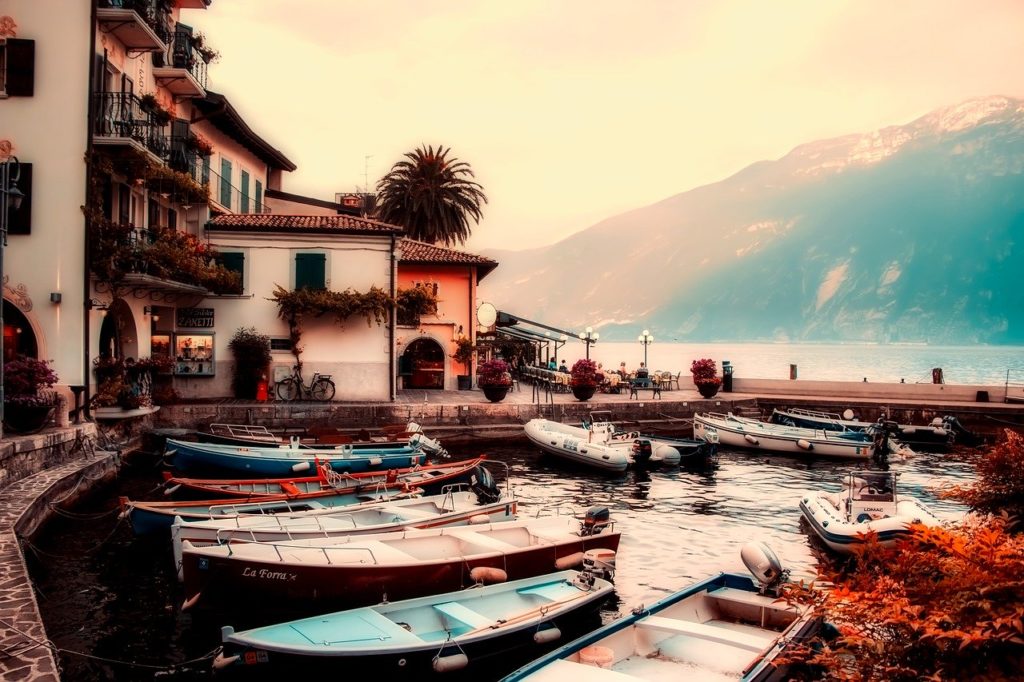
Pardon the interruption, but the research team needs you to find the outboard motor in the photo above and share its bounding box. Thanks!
[944,416,983,447]
[405,421,423,434]
[469,466,502,504]
[409,432,449,459]
[581,548,617,582]
[740,542,789,597]
[631,439,653,465]
[580,506,611,537]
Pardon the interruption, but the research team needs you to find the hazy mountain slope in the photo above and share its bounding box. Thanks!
[480,96,1024,343]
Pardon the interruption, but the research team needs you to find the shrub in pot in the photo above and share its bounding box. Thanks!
[228,327,272,399]
[690,358,722,398]
[451,337,475,390]
[477,359,512,403]
[570,358,602,401]
[3,356,59,433]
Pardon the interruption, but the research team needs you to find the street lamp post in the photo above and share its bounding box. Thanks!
[638,329,654,368]
[1,156,26,440]
[578,326,599,360]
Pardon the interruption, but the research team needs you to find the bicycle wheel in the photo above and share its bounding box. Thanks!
[276,378,299,401]
[311,378,336,402]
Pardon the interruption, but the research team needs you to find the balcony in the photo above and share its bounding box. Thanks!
[92,91,165,162]
[96,1,169,52]
[152,27,208,98]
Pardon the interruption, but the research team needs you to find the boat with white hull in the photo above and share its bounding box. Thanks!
[694,412,884,459]
[770,407,979,451]
[799,471,944,555]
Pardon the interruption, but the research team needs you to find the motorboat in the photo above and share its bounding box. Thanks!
[586,411,717,464]
[693,412,885,460]
[769,407,979,451]
[799,471,944,555]
[211,568,614,675]
[524,419,630,472]
[170,487,518,581]
[180,508,621,615]
[196,421,429,448]
[501,543,818,681]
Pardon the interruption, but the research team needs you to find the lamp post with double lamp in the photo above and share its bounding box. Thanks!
[1,156,27,440]
[638,329,654,368]
[579,326,599,360]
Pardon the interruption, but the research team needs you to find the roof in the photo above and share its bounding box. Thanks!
[398,238,498,281]
[193,91,297,172]
[207,214,402,236]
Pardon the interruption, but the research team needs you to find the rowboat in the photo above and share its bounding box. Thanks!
[212,569,614,675]
[120,487,417,535]
[799,471,944,555]
[502,543,818,682]
[161,456,488,500]
[770,407,979,451]
[180,509,620,615]
[165,435,445,476]
[196,421,430,448]
[693,412,885,459]
[170,489,518,581]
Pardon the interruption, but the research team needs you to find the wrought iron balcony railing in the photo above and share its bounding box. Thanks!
[97,0,172,45]
[155,27,209,91]
[93,92,167,155]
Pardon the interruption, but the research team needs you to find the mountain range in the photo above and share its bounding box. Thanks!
[479,96,1024,344]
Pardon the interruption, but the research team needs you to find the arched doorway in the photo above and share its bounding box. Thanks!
[97,299,139,360]
[401,338,446,389]
[2,299,38,362]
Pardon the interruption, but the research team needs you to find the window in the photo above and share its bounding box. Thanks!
[201,156,210,188]
[255,179,263,213]
[148,198,161,228]
[219,157,232,208]
[240,170,250,214]
[269,338,293,352]
[221,251,244,291]
[5,162,32,235]
[1,38,35,97]
[117,183,131,225]
[294,252,326,290]
[168,208,177,231]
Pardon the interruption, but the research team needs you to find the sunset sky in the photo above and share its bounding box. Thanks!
[188,0,1024,251]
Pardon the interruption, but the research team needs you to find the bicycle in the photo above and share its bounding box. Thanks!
[275,365,336,402]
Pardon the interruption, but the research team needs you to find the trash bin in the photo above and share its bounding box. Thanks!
[976,390,989,403]
[722,360,733,393]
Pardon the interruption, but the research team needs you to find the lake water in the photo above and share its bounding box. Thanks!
[28,440,976,681]
[561,341,1024,385]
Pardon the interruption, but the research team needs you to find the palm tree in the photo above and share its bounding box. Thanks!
[375,145,487,247]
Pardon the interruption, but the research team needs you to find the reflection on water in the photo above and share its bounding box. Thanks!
[29,441,976,681]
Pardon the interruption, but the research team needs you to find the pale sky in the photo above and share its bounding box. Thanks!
[188,0,1024,251]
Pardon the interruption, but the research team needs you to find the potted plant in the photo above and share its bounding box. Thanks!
[451,337,475,390]
[3,356,59,433]
[228,327,272,399]
[570,358,602,401]
[690,358,722,399]
[477,359,512,403]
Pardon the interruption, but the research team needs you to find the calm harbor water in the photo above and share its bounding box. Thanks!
[28,439,976,681]
[572,341,1023,385]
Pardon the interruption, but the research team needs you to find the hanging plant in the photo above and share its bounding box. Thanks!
[139,93,172,126]
[396,286,439,318]
[185,133,214,158]
[191,32,220,63]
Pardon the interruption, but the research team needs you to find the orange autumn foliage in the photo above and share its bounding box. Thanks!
[945,428,1024,523]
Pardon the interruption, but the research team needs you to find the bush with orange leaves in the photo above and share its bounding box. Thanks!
[945,428,1024,523]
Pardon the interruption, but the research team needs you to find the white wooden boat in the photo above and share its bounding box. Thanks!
[799,471,944,555]
[694,412,884,459]
[212,569,614,675]
[502,543,818,681]
[771,407,980,450]
[169,490,518,581]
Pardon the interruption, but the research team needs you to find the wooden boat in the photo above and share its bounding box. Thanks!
[693,412,885,460]
[799,471,944,555]
[180,509,621,615]
[770,407,980,451]
[161,456,488,500]
[165,436,443,477]
[196,421,429,448]
[502,543,818,682]
[212,569,614,675]
[171,490,518,581]
[120,487,418,536]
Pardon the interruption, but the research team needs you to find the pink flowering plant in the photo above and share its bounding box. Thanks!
[3,356,59,407]
[690,358,722,389]
[570,359,603,389]
[477,359,513,387]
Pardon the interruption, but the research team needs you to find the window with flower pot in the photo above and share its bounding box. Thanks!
[221,251,245,291]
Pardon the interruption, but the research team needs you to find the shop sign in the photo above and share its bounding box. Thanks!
[177,307,215,328]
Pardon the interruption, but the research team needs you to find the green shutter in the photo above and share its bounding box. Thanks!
[294,253,325,290]
[222,252,245,291]
[220,157,232,208]
[240,171,250,214]
[201,156,210,187]
[255,179,263,213]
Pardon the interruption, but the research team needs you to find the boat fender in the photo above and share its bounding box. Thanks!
[533,626,561,644]
[797,439,814,451]
[555,551,584,570]
[469,566,508,584]
[163,484,181,496]
[433,652,469,673]
[181,592,202,611]
[579,645,615,669]
[212,653,240,670]
[369,457,383,466]
[744,434,760,446]
[468,514,490,525]
[655,444,680,464]
[291,461,311,473]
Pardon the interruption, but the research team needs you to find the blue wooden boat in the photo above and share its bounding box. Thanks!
[502,544,818,682]
[212,569,614,676]
[165,437,428,476]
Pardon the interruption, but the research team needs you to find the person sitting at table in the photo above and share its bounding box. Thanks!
[558,359,569,373]
[618,362,628,379]
[548,358,557,371]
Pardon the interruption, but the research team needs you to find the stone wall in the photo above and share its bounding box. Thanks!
[0,424,99,493]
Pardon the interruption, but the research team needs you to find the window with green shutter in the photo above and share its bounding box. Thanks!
[255,179,263,213]
[294,253,326,290]
[220,157,232,208]
[240,170,250,214]
[222,251,245,291]
[201,156,210,187]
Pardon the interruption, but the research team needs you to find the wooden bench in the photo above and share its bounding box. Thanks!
[628,383,662,400]
[433,601,492,629]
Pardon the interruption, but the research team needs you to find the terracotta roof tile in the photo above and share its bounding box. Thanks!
[208,214,402,234]
[398,238,498,280]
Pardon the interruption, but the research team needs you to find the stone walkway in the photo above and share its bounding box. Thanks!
[0,448,120,681]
